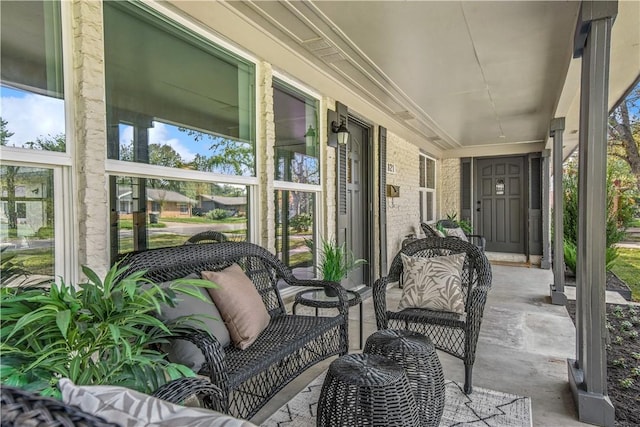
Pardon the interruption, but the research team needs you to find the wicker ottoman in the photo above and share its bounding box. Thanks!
[364,330,445,427]
[316,353,420,427]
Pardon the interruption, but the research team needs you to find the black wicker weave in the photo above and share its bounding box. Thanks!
[1,386,120,427]
[185,230,229,244]
[117,241,349,420]
[364,329,445,427]
[420,222,442,238]
[372,237,492,394]
[316,353,420,427]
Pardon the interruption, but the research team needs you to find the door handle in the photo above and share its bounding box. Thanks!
[476,208,481,212]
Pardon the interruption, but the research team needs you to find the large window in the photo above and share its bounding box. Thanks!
[1,1,66,284]
[104,2,256,259]
[272,78,321,276]
[419,154,436,223]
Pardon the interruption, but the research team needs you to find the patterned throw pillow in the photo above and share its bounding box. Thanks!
[398,253,466,314]
[59,379,257,427]
[444,227,469,242]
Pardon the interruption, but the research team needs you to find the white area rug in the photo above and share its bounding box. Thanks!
[262,372,532,427]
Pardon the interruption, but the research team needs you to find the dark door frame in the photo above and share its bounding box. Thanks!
[347,114,375,287]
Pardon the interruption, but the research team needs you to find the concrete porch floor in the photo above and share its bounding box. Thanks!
[251,264,588,426]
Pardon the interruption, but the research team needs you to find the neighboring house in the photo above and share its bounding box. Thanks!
[118,189,196,219]
[197,195,247,217]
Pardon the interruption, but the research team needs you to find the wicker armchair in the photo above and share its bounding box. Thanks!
[436,219,486,252]
[372,237,492,394]
[420,222,442,238]
[185,230,229,244]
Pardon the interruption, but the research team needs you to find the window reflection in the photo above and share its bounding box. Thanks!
[0,166,55,283]
[273,81,319,184]
[1,1,65,151]
[275,190,316,280]
[104,1,255,176]
[111,176,248,259]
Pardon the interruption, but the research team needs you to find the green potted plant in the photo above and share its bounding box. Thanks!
[0,262,216,398]
[307,238,366,297]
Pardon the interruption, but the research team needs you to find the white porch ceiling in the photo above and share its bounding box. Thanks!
[178,1,640,158]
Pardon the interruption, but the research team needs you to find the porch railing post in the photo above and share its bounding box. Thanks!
[567,2,617,426]
[549,118,567,305]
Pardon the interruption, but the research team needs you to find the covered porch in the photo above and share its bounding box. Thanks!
[254,263,631,426]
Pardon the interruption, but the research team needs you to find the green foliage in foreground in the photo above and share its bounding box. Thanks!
[0,263,217,397]
[563,240,620,275]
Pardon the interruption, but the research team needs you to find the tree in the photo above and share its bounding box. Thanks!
[24,134,66,152]
[609,82,640,194]
[179,128,255,176]
[0,117,13,146]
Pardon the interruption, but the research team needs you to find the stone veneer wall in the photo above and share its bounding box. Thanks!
[258,62,276,252]
[385,132,421,267]
[439,158,461,220]
[71,0,109,276]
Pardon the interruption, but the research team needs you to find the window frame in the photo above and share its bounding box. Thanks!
[419,153,437,224]
[0,0,76,284]
[272,73,323,285]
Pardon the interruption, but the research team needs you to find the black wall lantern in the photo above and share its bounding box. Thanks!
[331,120,350,146]
[327,109,350,147]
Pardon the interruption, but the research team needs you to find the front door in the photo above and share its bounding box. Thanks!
[475,157,525,253]
[344,119,370,288]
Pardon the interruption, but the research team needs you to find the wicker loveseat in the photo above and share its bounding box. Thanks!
[117,241,349,420]
[372,237,492,394]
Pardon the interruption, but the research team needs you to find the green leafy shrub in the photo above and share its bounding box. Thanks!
[562,159,631,272]
[35,227,54,239]
[290,213,312,232]
[564,240,577,274]
[0,263,216,397]
[207,208,229,220]
[619,378,634,389]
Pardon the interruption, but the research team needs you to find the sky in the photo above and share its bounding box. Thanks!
[1,85,207,160]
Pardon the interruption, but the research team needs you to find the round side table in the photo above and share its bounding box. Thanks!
[292,288,363,348]
[364,329,445,427]
[316,353,420,427]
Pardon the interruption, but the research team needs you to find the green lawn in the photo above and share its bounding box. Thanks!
[610,247,640,301]
[161,217,247,224]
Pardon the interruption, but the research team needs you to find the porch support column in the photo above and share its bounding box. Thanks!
[549,119,567,305]
[567,2,616,426]
[541,149,552,271]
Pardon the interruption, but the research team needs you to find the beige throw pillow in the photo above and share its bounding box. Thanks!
[398,253,466,314]
[202,264,270,350]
